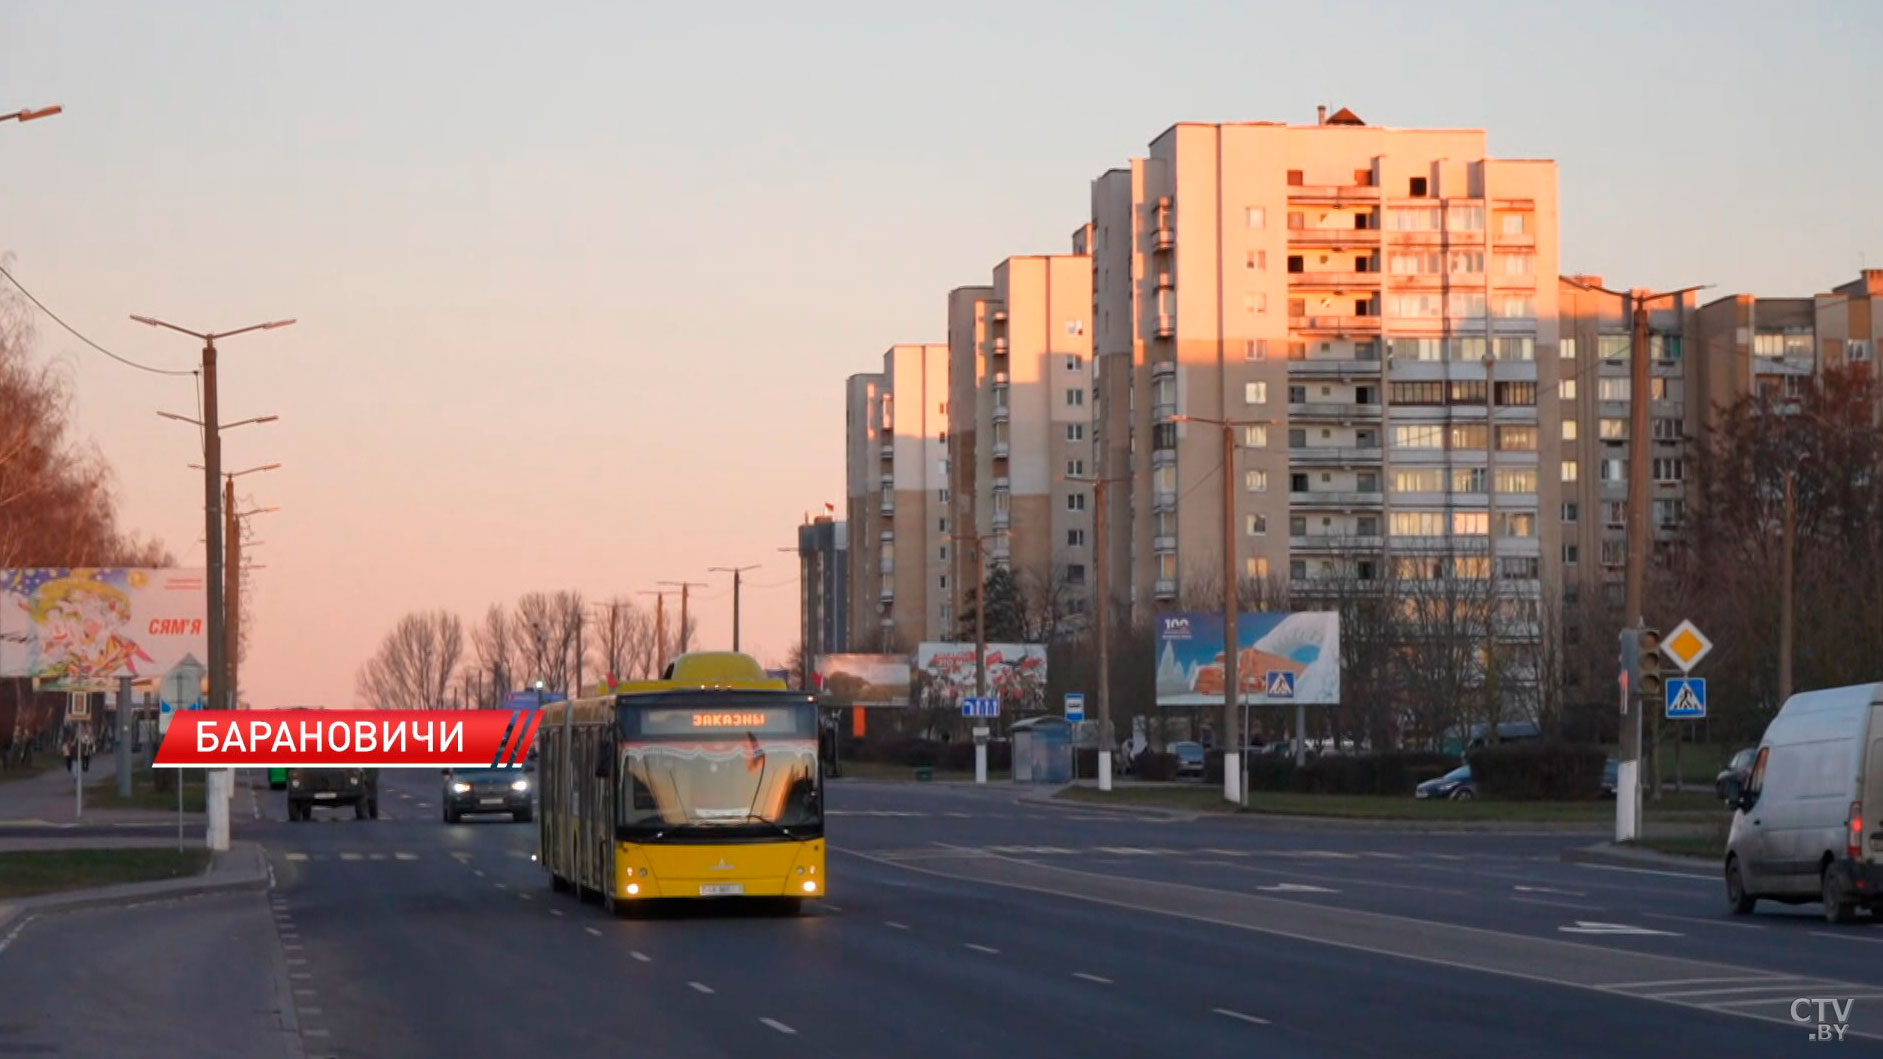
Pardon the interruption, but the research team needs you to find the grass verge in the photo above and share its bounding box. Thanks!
[0,759,58,785]
[0,848,214,900]
[1056,784,1729,823]
[86,769,207,813]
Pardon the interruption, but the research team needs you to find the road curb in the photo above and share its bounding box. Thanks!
[1560,841,1716,874]
[0,840,269,937]
[1036,790,1615,833]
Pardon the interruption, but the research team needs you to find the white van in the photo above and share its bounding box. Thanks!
[1723,683,1883,923]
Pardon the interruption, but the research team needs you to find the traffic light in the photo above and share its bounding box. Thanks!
[1637,627,1664,706]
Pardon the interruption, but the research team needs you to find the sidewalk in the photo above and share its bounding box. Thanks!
[0,840,269,935]
[0,753,206,829]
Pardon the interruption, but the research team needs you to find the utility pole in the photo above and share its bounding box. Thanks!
[1483,352,1499,744]
[659,580,708,655]
[224,477,238,709]
[948,531,994,784]
[1780,469,1795,702]
[1067,473,1126,791]
[638,591,668,675]
[708,566,759,652]
[1559,279,1706,843]
[1172,414,1273,804]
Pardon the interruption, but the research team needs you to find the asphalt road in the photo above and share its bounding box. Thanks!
[4,771,1878,1057]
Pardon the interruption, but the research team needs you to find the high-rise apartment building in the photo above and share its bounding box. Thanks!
[795,514,849,671]
[1087,108,1560,706]
[844,344,949,652]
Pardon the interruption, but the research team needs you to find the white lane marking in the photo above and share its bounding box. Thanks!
[965,943,999,954]
[824,904,844,912]
[395,853,417,861]
[494,883,508,891]
[0,914,40,958]
[1558,921,1680,936]
[1576,863,1713,881]
[339,853,362,862]
[1809,930,1883,945]
[368,853,386,861]
[1213,1008,1270,1026]
[286,958,308,966]
[1602,975,1796,989]
[759,1018,797,1035]
[284,853,308,862]
[585,927,603,937]
[549,909,565,917]
[1513,885,1587,897]
[1201,848,1252,857]
[1641,912,1765,931]
[472,870,485,878]
[688,981,715,994]
[945,812,973,818]
[1256,883,1338,894]
[884,921,910,930]
[517,892,532,901]
[416,803,431,809]
[1073,972,1112,984]
[631,951,652,963]
[1510,897,1605,911]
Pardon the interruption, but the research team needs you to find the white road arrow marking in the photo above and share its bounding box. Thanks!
[1514,885,1587,897]
[1558,921,1680,936]
[1257,883,1339,893]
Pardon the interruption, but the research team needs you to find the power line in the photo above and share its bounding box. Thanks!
[0,264,197,378]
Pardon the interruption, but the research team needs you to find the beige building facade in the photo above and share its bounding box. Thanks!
[844,344,950,652]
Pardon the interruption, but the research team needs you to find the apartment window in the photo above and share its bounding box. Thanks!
[1289,515,1308,536]
[1245,207,1266,229]
[1647,334,1681,362]
[1448,251,1484,275]
[1497,295,1536,319]
[1454,556,1490,579]
[1286,254,1305,274]
[1393,424,1443,449]
[939,518,948,534]
[1390,468,1438,493]
[1494,381,1537,406]
[1652,418,1681,441]
[1391,511,1446,536]
[1449,337,1489,364]
[1601,539,1626,566]
[1599,418,1627,440]
[1602,501,1626,526]
[1246,381,1268,404]
[1453,511,1489,536]
[1390,381,1442,405]
[1066,423,1085,441]
[1286,169,1304,186]
[1067,529,1085,547]
[1245,469,1268,493]
[1290,472,1310,493]
[1562,544,1579,564]
[1065,355,1081,371]
[1287,298,1306,318]
[1389,251,1442,274]
[1408,176,1428,197]
[1599,336,1631,361]
[1495,337,1535,361]
[1498,211,1529,236]
[1500,512,1536,538]
[1287,211,1304,230]
[1066,388,1084,407]
[1388,206,1440,230]
[1652,458,1685,482]
[1562,420,1578,442]
[1389,294,1443,317]
[1649,377,1673,401]
[1653,498,1684,528]
[1066,458,1086,476]
[1247,249,1266,271]
[1563,501,1579,522]
[1244,425,1269,447]
[1560,378,1578,400]
[1497,253,1535,276]
[1496,425,1537,451]
[1066,492,1087,511]
[1561,337,1578,360]
[1244,293,1267,313]
[1453,467,1487,493]
[1244,338,1266,360]
[1848,339,1873,362]
[1495,468,1537,494]
[1447,293,1487,319]
[939,574,948,590]
[1447,205,1485,230]
[1288,384,1309,404]
[1234,513,1264,538]
[1288,427,1308,448]
[1389,337,1444,362]
[1598,378,1631,401]
[1600,458,1625,482]
[1246,557,1269,579]
[1357,471,1380,492]
[1449,423,1488,450]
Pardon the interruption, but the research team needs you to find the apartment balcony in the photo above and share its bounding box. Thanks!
[1151,447,1177,467]
[1288,401,1381,421]
[878,584,894,603]
[1289,314,1383,335]
[991,402,1010,424]
[1152,535,1177,553]
[1289,226,1380,249]
[879,497,895,516]
[1288,185,1381,205]
[1154,313,1175,338]
[1152,400,1177,423]
[1154,269,1174,291]
[1385,230,1450,246]
[1154,578,1177,599]
[879,444,893,463]
[1491,271,1537,289]
[1492,231,1536,248]
[992,309,1008,324]
[1384,271,1449,290]
[1288,446,1384,465]
[991,509,1011,531]
[1290,534,1384,552]
[1152,490,1177,513]
[1287,357,1383,378]
[879,473,893,490]
[1289,271,1381,290]
[992,337,1008,355]
[1289,490,1384,508]
[992,440,1010,458]
[989,542,1012,563]
[1491,316,1538,332]
[879,558,894,575]
[1153,227,1175,252]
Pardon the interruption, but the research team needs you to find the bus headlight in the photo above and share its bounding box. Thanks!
[626,883,640,896]
[801,880,817,893]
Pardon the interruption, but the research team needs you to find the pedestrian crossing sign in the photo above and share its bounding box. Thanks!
[1665,677,1706,719]
[1266,671,1296,699]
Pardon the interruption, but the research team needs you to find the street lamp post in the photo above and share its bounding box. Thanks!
[950,531,995,785]
[1172,414,1275,805]
[707,566,759,652]
[137,314,293,853]
[1065,473,1126,791]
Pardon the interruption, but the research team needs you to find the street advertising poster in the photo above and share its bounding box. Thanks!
[1153,611,1341,706]
[0,568,209,691]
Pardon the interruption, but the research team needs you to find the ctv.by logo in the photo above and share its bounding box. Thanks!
[1793,998,1853,1042]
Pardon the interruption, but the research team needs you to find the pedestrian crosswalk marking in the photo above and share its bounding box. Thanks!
[284,852,308,861]
[395,852,417,861]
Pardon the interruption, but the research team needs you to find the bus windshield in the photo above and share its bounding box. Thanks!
[615,700,821,840]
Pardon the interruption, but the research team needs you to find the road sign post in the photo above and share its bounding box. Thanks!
[1064,693,1085,723]
[960,697,998,784]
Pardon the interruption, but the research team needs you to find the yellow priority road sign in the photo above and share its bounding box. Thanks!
[1663,619,1713,673]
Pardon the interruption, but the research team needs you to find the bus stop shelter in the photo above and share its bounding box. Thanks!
[1011,716,1072,783]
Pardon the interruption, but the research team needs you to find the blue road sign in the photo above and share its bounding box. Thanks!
[1064,693,1085,722]
[1265,671,1297,699]
[961,696,999,718]
[1665,677,1706,719]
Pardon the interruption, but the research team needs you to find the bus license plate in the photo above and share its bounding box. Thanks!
[699,883,745,897]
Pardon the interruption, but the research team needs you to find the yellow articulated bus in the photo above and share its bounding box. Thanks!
[534,651,826,914]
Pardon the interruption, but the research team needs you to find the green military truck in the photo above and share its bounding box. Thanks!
[286,767,380,821]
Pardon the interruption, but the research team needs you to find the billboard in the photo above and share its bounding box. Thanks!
[1154,611,1341,706]
[915,643,1048,713]
[813,654,911,706]
[1,568,209,691]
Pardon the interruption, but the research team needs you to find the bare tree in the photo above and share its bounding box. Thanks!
[1391,545,1495,749]
[590,597,659,684]
[356,610,465,710]
[471,604,521,706]
[1293,541,1400,750]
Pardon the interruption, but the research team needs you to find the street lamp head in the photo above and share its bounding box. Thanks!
[129,314,163,328]
[260,319,297,331]
[5,105,63,123]
[157,410,202,427]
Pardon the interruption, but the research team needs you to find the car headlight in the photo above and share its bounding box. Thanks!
[451,782,471,794]
[511,779,529,792]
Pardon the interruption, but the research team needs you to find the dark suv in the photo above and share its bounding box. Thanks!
[442,767,533,823]
[287,767,379,821]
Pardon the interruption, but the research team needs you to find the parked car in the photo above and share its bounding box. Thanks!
[1715,747,1756,801]
[1724,684,1883,923]
[1169,741,1206,779]
[1415,763,1477,800]
[287,767,378,821]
